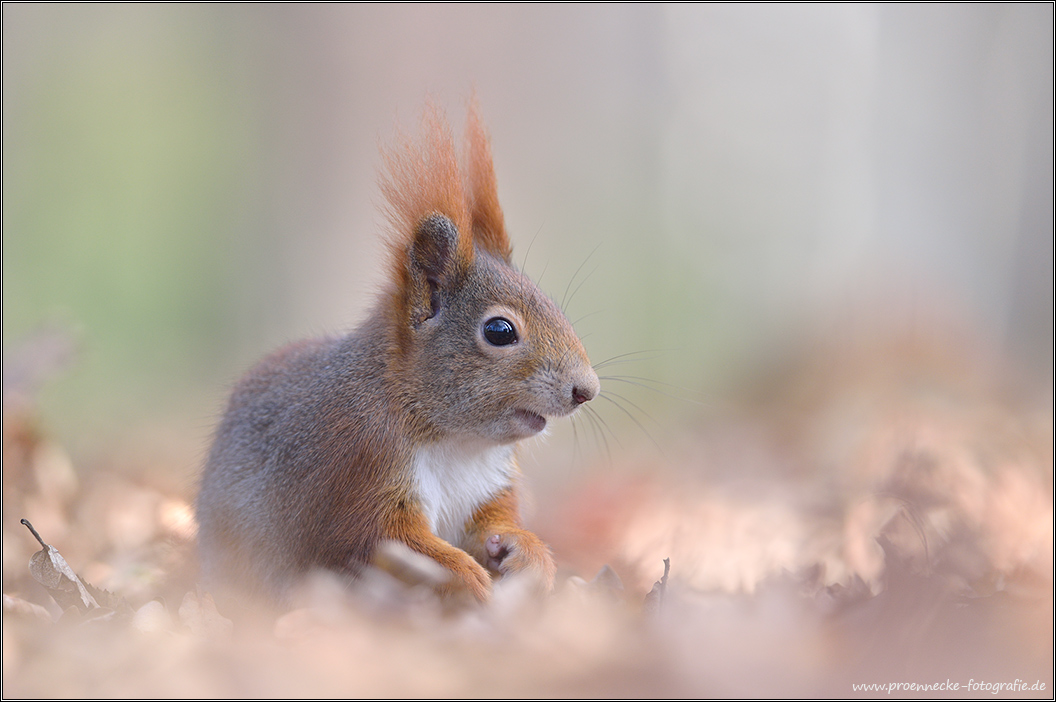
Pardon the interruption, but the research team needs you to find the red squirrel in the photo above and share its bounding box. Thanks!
[195,103,599,605]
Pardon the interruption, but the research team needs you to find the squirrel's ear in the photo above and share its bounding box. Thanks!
[406,214,465,325]
[464,100,512,263]
[380,103,476,327]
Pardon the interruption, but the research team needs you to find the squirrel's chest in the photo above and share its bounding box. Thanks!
[410,442,516,545]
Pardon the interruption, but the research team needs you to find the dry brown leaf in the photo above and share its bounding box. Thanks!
[23,518,100,613]
[21,518,132,620]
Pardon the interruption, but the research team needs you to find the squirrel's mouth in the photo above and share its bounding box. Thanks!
[512,409,547,435]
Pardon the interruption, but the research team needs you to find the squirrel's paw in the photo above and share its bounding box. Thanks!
[484,530,556,592]
[439,554,493,603]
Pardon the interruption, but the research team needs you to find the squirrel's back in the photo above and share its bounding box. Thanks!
[196,312,405,601]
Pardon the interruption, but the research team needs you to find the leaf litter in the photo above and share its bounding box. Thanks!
[1,323,1052,698]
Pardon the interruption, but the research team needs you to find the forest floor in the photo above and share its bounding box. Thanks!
[3,327,1052,698]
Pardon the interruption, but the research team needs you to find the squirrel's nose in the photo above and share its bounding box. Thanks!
[571,372,600,405]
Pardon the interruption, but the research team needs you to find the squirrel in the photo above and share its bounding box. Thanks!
[195,102,599,606]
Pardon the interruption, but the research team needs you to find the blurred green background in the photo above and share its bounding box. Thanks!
[3,5,1052,477]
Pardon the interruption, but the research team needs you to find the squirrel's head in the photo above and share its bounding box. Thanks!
[380,102,599,444]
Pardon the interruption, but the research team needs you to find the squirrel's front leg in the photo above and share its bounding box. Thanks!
[380,495,492,602]
[463,488,556,592]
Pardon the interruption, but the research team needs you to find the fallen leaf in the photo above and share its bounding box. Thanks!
[22,518,99,613]
[643,558,670,616]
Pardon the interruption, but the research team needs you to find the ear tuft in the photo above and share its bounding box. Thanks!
[464,99,512,262]
[380,102,474,270]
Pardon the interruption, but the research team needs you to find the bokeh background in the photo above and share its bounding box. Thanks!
[3,5,1053,697]
[5,4,1051,465]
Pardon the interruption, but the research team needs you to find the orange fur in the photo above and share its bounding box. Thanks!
[464,99,512,262]
[464,488,557,591]
[381,102,513,283]
[380,489,492,602]
[380,104,473,256]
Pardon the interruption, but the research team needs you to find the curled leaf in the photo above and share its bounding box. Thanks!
[21,518,134,622]
[23,518,99,613]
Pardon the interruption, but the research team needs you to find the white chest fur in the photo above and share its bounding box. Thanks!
[410,441,515,545]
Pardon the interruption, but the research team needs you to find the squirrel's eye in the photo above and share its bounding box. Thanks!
[483,317,518,346]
